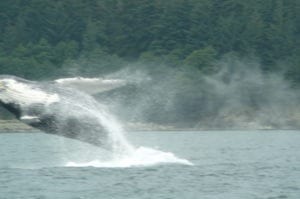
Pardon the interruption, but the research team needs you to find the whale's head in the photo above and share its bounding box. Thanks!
[0,75,60,118]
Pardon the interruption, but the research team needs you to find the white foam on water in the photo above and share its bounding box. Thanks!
[65,146,193,168]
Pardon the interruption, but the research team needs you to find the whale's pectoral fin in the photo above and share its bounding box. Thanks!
[20,115,40,124]
[54,77,126,95]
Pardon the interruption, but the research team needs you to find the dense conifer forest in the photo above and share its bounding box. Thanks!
[1,0,299,80]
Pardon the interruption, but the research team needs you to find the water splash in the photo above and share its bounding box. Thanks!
[61,101,192,167]
[55,85,192,167]
[61,102,192,167]
[65,147,193,168]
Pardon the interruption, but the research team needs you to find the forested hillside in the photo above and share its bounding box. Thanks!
[0,0,300,128]
[0,0,299,81]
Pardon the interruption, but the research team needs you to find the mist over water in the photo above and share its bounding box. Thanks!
[199,56,300,129]
[96,55,300,130]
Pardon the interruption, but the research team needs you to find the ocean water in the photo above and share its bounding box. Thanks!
[0,130,299,199]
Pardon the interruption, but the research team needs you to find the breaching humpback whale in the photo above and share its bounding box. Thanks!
[0,75,126,149]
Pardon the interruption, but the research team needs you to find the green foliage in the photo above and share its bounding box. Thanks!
[0,0,298,84]
[184,46,217,73]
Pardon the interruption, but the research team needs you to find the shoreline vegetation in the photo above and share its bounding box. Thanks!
[0,120,299,132]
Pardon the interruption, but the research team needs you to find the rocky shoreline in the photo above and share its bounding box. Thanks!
[0,120,37,132]
[0,120,299,132]
[0,120,184,132]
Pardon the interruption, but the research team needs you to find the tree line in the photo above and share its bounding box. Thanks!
[0,0,299,81]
